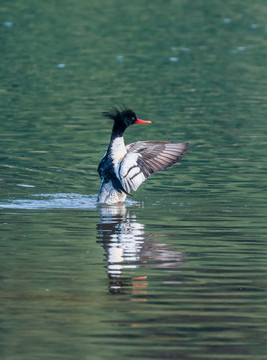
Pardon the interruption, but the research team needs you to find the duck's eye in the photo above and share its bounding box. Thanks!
[132,117,136,121]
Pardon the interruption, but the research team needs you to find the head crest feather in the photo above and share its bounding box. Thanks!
[102,105,136,121]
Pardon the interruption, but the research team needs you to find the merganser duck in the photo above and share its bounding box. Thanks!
[97,107,189,205]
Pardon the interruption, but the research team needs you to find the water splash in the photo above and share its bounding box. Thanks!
[0,193,138,210]
[0,193,96,210]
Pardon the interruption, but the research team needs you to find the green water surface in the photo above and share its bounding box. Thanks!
[1,1,267,359]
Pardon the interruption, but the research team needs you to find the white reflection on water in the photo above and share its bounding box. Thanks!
[97,205,185,294]
[98,205,144,278]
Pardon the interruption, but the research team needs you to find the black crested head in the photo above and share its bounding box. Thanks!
[103,106,137,132]
[102,105,152,137]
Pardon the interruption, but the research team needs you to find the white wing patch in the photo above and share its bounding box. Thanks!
[119,141,189,194]
[119,153,146,193]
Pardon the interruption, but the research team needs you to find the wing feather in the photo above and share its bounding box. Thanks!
[120,141,189,193]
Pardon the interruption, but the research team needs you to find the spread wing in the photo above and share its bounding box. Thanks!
[118,141,189,193]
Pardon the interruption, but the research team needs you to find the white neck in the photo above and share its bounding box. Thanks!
[110,136,127,164]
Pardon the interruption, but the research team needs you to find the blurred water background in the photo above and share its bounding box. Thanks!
[1,1,267,359]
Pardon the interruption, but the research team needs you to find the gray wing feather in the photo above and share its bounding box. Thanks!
[120,141,189,193]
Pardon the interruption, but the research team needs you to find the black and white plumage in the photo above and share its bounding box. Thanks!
[97,107,189,205]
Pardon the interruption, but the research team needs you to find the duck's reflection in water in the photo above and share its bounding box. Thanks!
[97,204,184,294]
